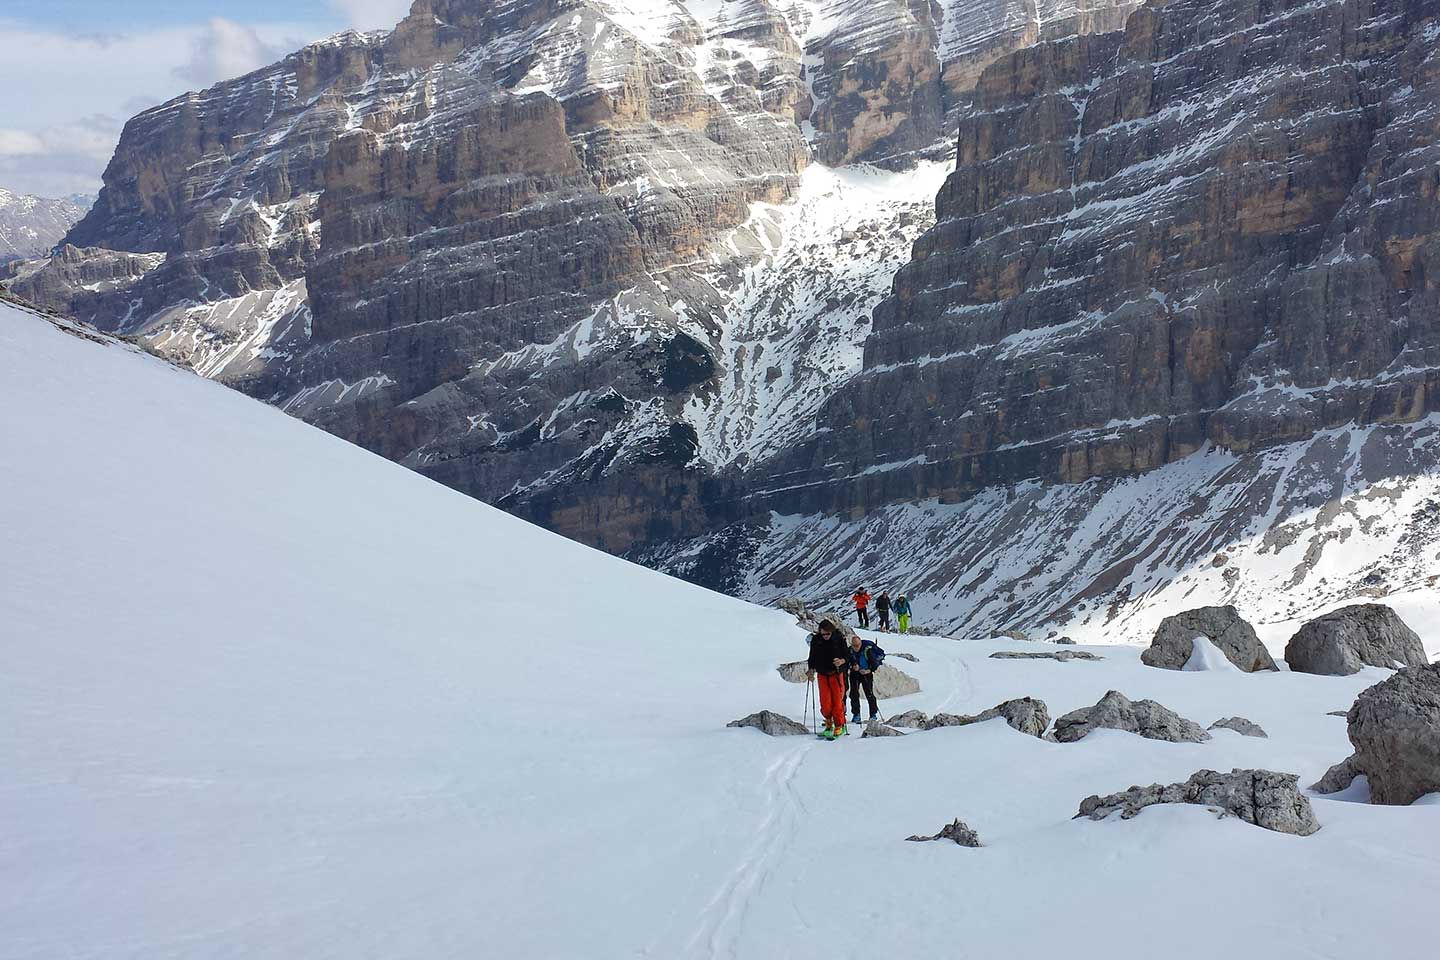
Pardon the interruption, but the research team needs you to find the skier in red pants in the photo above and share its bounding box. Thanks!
[807,619,850,738]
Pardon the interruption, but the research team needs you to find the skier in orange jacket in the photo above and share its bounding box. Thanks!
[852,587,871,629]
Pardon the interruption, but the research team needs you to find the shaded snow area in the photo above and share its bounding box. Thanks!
[4,303,1438,958]
[727,428,1440,653]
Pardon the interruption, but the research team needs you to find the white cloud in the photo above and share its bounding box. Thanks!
[173,18,299,87]
[330,0,414,30]
[0,18,334,198]
[0,131,46,157]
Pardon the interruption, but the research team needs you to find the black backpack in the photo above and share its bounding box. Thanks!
[867,641,886,669]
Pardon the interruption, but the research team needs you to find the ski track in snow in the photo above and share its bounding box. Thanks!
[686,744,813,959]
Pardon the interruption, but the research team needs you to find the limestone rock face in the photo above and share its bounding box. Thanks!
[1142,607,1275,673]
[1284,604,1428,676]
[872,663,922,699]
[751,0,1440,520]
[1077,769,1320,836]
[1053,690,1210,743]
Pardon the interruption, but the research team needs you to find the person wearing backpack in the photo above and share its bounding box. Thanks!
[851,587,871,629]
[846,633,885,724]
[875,591,893,632]
[895,594,912,634]
[806,619,851,739]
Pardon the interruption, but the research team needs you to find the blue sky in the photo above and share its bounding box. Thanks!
[0,1,412,197]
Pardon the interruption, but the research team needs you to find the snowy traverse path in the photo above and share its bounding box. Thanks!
[2,303,1437,959]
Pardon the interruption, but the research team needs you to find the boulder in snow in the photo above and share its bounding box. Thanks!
[1209,716,1268,738]
[922,697,1050,738]
[886,709,929,729]
[1283,604,1428,676]
[727,711,809,736]
[862,721,905,738]
[776,597,811,620]
[905,818,982,847]
[1053,690,1210,743]
[998,628,1028,642]
[1342,663,1440,804]
[1055,636,1076,645]
[990,650,1102,662]
[1310,755,1364,795]
[872,663,921,699]
[1141,606,1276,672]
[890,651,920,662]
[777,661,810,683]
[1077,769,1319,836]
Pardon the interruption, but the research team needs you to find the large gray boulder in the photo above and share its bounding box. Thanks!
[1310,755,1364,795]
[922,697,1050,738]
[1054,690,1211,743]
[872,663,921,699]
[727,711,809,736]
[1283,604,1428,676]
[905,818,982,847]
[776,597,811,619]
[1342,663,1440,804]
[1077,769,1320,836]
[1141,606,1276,672]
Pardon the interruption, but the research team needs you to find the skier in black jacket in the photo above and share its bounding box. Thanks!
[806,619,850,738]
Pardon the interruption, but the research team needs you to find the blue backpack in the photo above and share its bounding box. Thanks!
[863,640,886,670]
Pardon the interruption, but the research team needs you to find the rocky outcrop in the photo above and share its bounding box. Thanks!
[1331,663,1440,804]
[990,650,1102,662]
[1054,690,1210,743]
[1284,604,1428,675]
[906,818,982,846]
[1142,607,1276,673]
[728,710,810,736]
[1209,717,1268,738]
[923,697,1050,737]
[777,661,811,683]
[1077,769,1320,836]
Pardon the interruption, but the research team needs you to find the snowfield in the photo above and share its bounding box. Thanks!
[2,300,1436,958]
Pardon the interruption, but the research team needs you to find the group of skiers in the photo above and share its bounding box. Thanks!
[805,618,888,739]
[848,587,912,634]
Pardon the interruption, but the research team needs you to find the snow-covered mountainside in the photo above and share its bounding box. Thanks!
[0,188,89,263]
[2,298,1435,959]
[4,0,1134,553]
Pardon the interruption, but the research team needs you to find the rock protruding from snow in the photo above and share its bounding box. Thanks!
[872,663,921,699]
[1054,691,1210,744]
[776,597,811,619]
[1142,607,1276,673]
[1209,717,1268,738]
[1283,604,1428,676]
[862,721,906,738]
[905,818,982,847]
[886,710,929,729]
[777,661,810,683]
[922,698,1049,738]
[1345,663,1440,805]
[1077,769,1320,836]
[990,650,1102,662]
[891,651,920,662]
[1310,755,1364,795]
[727,711,809,736]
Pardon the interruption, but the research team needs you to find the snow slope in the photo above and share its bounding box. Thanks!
[2,300,1436,958]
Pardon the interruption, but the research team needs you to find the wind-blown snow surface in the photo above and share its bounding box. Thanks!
[3,301,1436,958]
